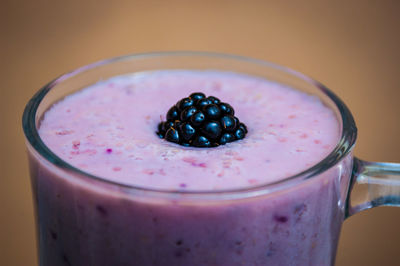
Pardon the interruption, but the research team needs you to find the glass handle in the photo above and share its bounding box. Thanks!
[345,157,400,218]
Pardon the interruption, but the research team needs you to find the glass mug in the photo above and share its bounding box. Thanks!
[22,52,400,266]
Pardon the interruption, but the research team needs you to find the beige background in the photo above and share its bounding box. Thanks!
[1,0,399,265]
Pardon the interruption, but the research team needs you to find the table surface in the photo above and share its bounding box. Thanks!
[1,1,399,265]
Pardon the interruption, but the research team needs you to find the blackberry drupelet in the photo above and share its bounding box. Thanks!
[157,92,248,147]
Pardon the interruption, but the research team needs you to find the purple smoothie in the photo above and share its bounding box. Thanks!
[30,70,351,265]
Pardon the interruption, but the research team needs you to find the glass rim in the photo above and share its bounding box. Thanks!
[22,51,358,199]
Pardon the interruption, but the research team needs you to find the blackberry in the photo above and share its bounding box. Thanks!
[180,106,197,121]
[189,92,206,101]
[201,121,222,140]
[219,132,235,144]
[192,135,212,147]
[196,98,213,108]
[166,106,180,121]
[218,102,234,115]
[177,97,194,111]
[207,96,220,104]
[157,122,164,135]
[234,128,245,140]
[165,128,180,143]
[179,122,196,142]
[162,121,174,132]
[220,115,236,132]
[238,122,248,134]
[157,92,248,147]
[202,104,221,120]
[191,111,205,126]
